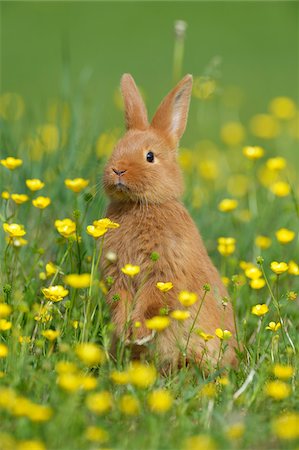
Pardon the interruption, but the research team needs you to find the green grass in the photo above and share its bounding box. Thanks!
[1,3,299,449]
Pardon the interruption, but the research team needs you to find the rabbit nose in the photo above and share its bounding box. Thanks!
[113,168,127,176]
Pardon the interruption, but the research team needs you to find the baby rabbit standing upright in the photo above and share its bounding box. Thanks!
[102,74,236,368]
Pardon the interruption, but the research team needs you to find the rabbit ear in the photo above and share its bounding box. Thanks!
[121,74,149,130]
[151,74,193,144]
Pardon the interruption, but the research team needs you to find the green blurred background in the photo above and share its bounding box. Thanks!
[1,1,298,134]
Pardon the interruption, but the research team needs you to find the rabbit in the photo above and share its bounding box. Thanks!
[102,73,237,369]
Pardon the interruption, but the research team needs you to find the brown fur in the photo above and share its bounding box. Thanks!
[101,74,237,368]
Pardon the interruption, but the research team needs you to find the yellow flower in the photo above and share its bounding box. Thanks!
[64,273,91,289]
[145,316,170,331]
[272,412,299,440]
[217,237,236,256]
[9,237,27,247]
[255,235,272,249]
[0,303,12,318]
[0,156,23,170]
[86,225,107,238]
[287,291,297,301]
[266,322,281,332]
[26,179,45,191]
[275,228,295,244]
[226,423,245,440]
[128,362,157,388]
[45,262,57,277]
[265,380,291,400]
[119,394,140,415]
[121,264,140,277]
[196,330,215,342]
[75,343,105,366]
[245,267,262,279]
[1,191,10,199]
[242,145,264,160]
[0,319,12,331]
[270,261,289,274]
[269,97,296,120]
[221,276,230,287]
[147,389,173,413]
[3,223,26,238]
[266,157,286,171]
[17,440,46,450]
[184,435,217,450]
[288,261,299,276]
[273,364,294,380]
[32,196,51,209]
[110,370,130,385]
[93,218,120,229]
[250,278,266,289]
[170,310,190,321]
[251,304,269,316]
[250,114,280,139]
[11,194,29,204]
[215,328,232,340]
[0,343,8,358]
[42,285,69,302]
[55,361,78,374]
[37,123,59,153]
[85,426,108,443]
[178,290,198,307]
[220,121,245,147]
[55,218,76,238]
[64,178,89,193]
[270,181,290,197]
[218,198,238,212]
[156,281,173,292]
[57,373,81,392]
[86,391,113,414]
[42,329,60,341]
[200,382,216,398]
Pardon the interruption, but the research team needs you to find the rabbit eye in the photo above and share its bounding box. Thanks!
[146,151,154,163]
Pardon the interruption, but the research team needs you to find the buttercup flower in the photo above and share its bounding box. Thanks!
[0,303,12,318]
[110,370,130,385]
[119,394,140,416]
[178,290,198,307]
[266,322,281,332]
[64,178,89,193]
[121,264,140,277]
[85,426,108,443]
[1,191,10,199]
[26,179,45,191]
[0,319,12,331]
[272,412,299,440]
[32,196,51,209]
[147,389,173,413]
[250,278,266,289]
[0,344,8,358]
[170,310,190,321]
[215,328,232,340]
[251,304,269,316]
[218,198,238,212]
[266,157,286,171]
[3,223,26,238]
[42,330,60,341]
[245,267,262,279]
[42,285,69,302]
[184,435,217,450]
[265,381,290,400]
[45,262,57,277]
[64,273,91,289]
[11,194,29,204]
[288,261,299,275]
[75,343,105,366]
[156,282,173,292]
[217,237,236,256]
[269,97,296,120]
[87,218,119,239]
[0,156,23,170]
[243,146,264,160]
[93,218,120,229]
[145,316,170,331]
[55,218,76,238]
[86,391,113,414]
[270,181,290,197]
[273,364,294,380]
[271,261,289,274]
[128,362,157,388]
[275,228,295,244]
[287,291,297,301]
[197,330,215,342]
[255,235,272,249]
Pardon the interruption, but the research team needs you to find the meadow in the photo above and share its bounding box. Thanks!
[1,2,299,450]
